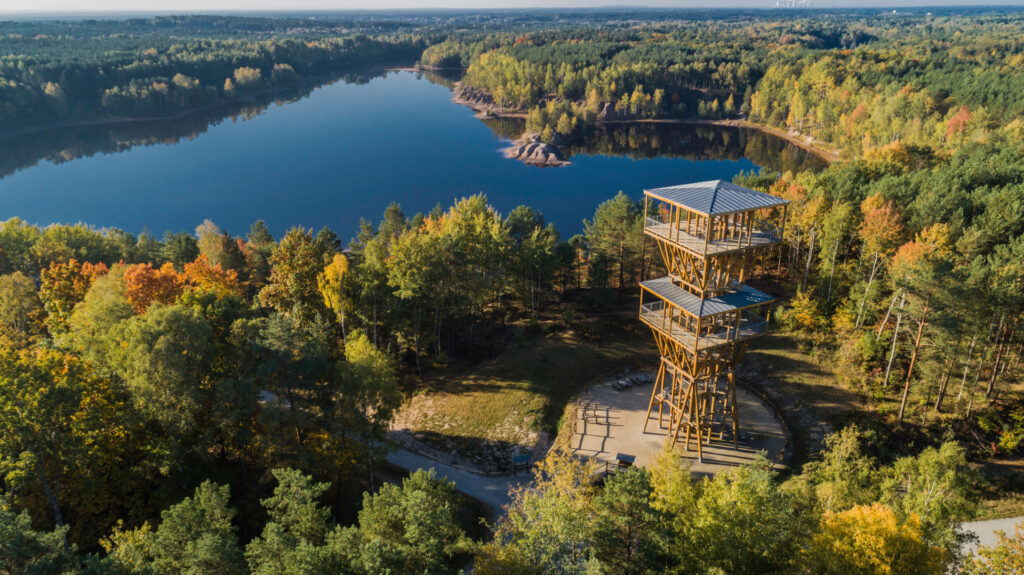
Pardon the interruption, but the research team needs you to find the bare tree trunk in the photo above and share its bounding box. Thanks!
[435,304,442,361]
[618,241,625,291]
[856,251,880,329]
[985,314,1007,398]
[933,357,956,412]
[883,289,906,390]
[898,297,929,423]
[365,428,376,493]
[967,365,984,418]
[956,333,980,406]
[826,238,839,306]
[966,319,999,417]
[37,467,68,550]
[802,228,816,292]
[413,303,421,375]
[877,292,900,339]
[791,235,800,282]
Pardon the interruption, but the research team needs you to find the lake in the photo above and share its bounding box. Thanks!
[0,69,824,239]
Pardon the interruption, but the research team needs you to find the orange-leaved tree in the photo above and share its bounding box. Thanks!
[855,193,904,328]
[122,263,183,314]
[182,254,242,298]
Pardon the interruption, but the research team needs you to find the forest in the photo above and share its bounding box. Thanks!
[1,7,1024,575]
[0,16,427,130]
[434,9,1024,156]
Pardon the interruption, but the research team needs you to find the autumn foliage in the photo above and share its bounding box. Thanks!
[804,503,946,575]
[122,263,185,313]
[39,259,109,332]
[858,194,904,256]
[946,106,972,139]
[183,255,242,298]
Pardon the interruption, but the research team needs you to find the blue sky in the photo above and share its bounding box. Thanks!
[6,1,1024,14]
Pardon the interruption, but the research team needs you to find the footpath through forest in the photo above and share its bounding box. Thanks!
[961,515,1024,554]
[385,447,531,511]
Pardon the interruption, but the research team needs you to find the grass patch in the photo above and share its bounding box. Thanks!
[974,457,1024,520]
[393,315,655,469]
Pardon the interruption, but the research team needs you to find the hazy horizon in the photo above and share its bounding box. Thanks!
[4,1,1024,16]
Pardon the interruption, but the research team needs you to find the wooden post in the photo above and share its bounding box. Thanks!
[643,360,665,433]
[729,371,739,447]
[704,213,712,255]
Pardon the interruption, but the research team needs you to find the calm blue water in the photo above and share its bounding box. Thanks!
[0,71,813,239]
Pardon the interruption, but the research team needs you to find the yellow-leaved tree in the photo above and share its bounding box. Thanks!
[803,502,946,575]
[317,253,350,342]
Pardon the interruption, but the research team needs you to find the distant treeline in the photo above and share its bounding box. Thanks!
[0,16,428,129]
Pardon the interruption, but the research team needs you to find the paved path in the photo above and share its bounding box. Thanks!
[385,447,532,512]
[962,515,1023,555]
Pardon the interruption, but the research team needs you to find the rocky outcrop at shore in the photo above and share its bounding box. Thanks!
[453,82,509,116]
[597,102,638,122]
[504,133,570,167]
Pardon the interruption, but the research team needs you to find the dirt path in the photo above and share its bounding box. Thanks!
[385,447,531,512]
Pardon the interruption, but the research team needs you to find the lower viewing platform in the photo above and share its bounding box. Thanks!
[639,277,772,351]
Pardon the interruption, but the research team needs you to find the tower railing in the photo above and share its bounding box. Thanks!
[644,214,782,255]
[640,300,770,351]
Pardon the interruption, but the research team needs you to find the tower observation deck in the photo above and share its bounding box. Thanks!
[640,180,788,462]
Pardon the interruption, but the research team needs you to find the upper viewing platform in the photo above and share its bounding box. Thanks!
[644,180,789,257]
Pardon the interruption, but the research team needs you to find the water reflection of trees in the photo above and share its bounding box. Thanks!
[480,118,827,174]
[0,66,397,180]
[479,117,527,142]
[574,123,827,173]
[417,69,464,89]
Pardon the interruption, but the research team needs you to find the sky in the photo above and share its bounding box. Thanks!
[4,1,1024,14]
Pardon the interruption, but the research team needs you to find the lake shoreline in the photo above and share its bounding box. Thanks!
[449,82,839,165]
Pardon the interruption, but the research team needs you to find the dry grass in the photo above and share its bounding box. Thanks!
[393,316,655,469]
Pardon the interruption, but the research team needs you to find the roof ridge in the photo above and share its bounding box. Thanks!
[708,181,721,214]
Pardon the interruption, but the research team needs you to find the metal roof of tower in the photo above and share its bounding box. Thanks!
[640,277,774,318]
[645,180,788,216]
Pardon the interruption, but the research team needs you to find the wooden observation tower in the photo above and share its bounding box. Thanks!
[639,180,788,461]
